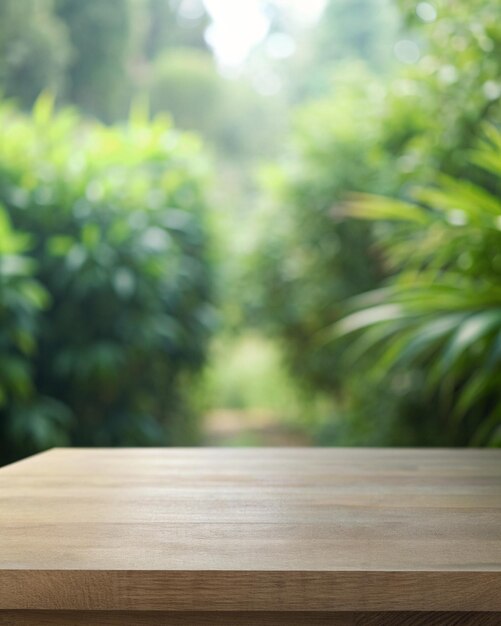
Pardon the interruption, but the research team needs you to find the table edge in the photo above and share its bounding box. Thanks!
[1,569,500,612]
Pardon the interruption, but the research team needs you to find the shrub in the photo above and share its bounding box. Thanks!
[335,128,501,446]
[0,207,59,463]
[0,96,215,463]
[248,65,413,394]
[251,0,501,444]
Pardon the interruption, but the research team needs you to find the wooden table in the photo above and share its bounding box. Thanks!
[0,448,500,625]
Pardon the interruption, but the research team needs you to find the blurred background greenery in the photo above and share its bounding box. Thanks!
[1,0,500,464]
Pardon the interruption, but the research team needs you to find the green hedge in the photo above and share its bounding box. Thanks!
[335,129,501,446]
[248,66,407,392]
[251,0,501,445]
[0,96,215,464]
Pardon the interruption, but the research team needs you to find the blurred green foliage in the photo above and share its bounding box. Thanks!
[0,96,214,464]
[140,0,209,60]
[0,0,212,122]
[251,0,501,445]
[150,47,223,138]
[0,207,51,462]
[336,128,501,446]
[314,0,401,74]
[55,0,130,121]
[0,0,286,170]
[0,0,70,107]
[1,0,501,452]
[206,333,301,414]
[248,66,395,392]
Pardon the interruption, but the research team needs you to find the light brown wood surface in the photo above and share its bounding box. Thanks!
[0,448,500,614]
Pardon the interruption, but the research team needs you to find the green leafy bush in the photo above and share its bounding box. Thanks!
[336,128,501,446]
[0,207,59,462]
[251,0,501,445]
[249,65,416,394]
[0,96,214,464]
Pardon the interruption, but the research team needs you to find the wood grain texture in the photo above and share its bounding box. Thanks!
[0,448,500,612]
[0,613,499,626]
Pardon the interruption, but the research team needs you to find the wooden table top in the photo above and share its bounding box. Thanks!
[0,447,500,612]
